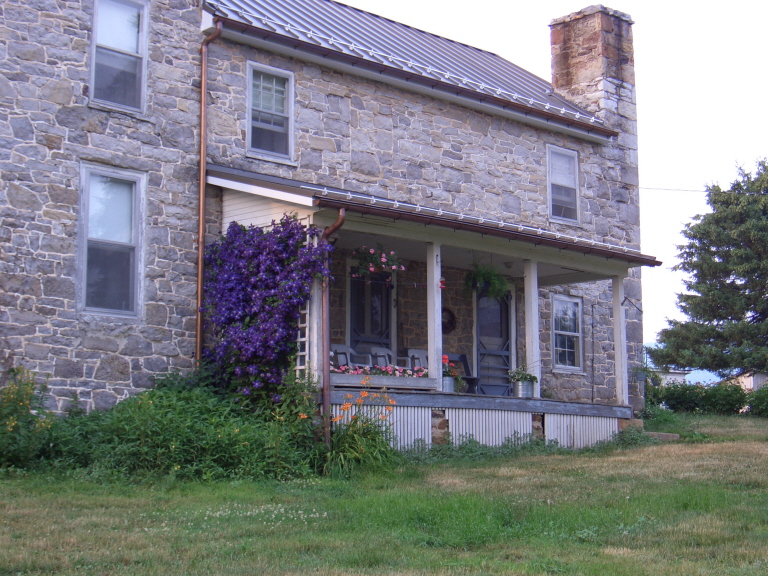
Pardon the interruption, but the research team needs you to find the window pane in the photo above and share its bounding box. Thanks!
[554,300,579,333]
[550,150,576,187]
[97,0,141,54]
[88,174,134,243]
[253,72,287,114]
[555,334,579,367]
[251,112,289,156]
[551,185,577,220]
[94,47,141,108]
[86,242,135,311]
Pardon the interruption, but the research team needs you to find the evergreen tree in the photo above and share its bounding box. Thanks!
[648,161,768,377]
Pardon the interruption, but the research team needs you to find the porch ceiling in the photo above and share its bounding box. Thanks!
[333,228,613,286]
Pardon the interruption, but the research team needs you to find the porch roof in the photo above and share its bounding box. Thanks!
[208,164,662,268]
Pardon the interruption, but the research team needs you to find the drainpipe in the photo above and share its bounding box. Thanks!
[321,209,346,447]
[195,18,223,363]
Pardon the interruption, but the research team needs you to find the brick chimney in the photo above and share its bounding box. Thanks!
[550,5,635,132]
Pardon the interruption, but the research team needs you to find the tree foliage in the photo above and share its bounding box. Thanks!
[649,161,768,376]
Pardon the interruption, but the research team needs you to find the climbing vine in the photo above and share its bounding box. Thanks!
[203,215,332,401]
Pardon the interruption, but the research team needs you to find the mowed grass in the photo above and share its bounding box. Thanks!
[2,417,768,575]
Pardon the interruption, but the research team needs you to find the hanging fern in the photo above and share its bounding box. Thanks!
[464,264,509,299]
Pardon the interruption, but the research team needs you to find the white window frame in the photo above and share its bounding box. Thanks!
[246,61,296,164]
[79,163,145,317]
[547,145,580,223]
[89,0,149,113]
[552,295,583,370]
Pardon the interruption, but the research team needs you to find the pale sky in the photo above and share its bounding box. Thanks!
[341,0,767,345]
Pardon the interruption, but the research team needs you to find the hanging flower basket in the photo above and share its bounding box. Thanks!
[351,244,406,277]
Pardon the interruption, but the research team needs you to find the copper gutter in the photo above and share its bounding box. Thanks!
[195,19,223,363]
[315,197,661,268]
[320,208,346,447]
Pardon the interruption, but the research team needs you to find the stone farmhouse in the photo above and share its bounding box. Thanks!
[0,0,660,447]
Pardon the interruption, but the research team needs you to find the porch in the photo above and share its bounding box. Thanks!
[208,165,659,447]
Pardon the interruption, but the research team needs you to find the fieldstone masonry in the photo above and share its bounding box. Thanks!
[1,3,646,412]
[0,0,215,411]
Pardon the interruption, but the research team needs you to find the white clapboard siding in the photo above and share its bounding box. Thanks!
[445,408,533,446]
[331,404,432,450]
[222,189,313,229]
[545,414,618,449]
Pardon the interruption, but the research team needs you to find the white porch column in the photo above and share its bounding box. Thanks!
[613,275,629,406]
[426,243,443,389]
[523,259,541,397]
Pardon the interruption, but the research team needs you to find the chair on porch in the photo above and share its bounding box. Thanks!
[331,344,373,369]
[407,349,481,393]
[407,348,428,368]
[370,346,413,369]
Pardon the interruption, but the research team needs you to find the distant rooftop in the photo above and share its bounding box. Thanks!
[204,0,612,136]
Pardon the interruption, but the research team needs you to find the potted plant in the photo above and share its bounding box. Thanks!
[442,355,464,393]
[464,264,508,299]
[508,365,538,398]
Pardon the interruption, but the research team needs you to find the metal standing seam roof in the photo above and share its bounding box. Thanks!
[203,0,613,136]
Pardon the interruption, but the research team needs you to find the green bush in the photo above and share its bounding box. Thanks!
[748,386,768,417]
[661,383,705,413]
[701,382,748,415]
[0,368,51,468]
[44,372,321,480]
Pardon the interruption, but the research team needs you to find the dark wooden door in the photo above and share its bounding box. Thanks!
[350,271,392,351]
[476,294,511,395]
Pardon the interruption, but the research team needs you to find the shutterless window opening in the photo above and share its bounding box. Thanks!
[548,147,579,221]
[92,0,147,110]
[83,169,141,314]
[248,64,293,159]
[553,296,582,368]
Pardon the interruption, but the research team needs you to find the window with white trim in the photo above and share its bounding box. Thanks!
[553,296,582,369]
[82,166,143,314]
[247,63,294,159]
[92,0,147,110]
[548,146,579,221]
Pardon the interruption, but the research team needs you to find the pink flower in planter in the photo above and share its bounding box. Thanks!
[369,248,375,254]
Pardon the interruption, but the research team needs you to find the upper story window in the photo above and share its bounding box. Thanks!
[247,62,294,161]
[553,295,582,369]
[81,165,144,315]
[548,146,579,221]
[92,0,147,111]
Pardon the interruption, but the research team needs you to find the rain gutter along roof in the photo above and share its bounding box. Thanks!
[207,164,661,268]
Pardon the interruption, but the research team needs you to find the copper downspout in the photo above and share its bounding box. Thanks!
[195,18,223,363]
[321,208,346,447]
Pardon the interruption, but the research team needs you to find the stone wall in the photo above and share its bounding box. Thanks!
[0,2,646,412]
[205,39,642,251]
[0,0,209,411]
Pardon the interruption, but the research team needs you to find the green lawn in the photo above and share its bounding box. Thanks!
[2,416,768,575]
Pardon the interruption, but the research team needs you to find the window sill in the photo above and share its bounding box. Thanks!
[80,309,142,323]
[246,150,298,167]
[87,100,153,123]
[552,369,587,376]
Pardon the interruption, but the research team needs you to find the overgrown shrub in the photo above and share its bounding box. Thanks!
[43,373,320,480]
[701,382,748,415]
[748,386,768,417]
[661,383,705,413]
[0,368,51,468]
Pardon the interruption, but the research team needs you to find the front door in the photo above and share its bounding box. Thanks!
[350,271,393,352]
[476,294,512,395]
